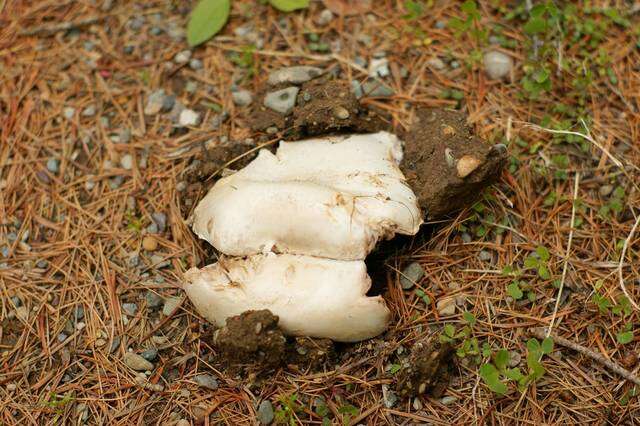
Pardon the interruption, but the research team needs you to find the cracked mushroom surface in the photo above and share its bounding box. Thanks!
[189,131,422,260]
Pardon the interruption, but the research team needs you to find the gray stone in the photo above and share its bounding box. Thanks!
[362,79,395,97]
[264,87,299,114]
[257,400,274,424]
[267,66,323,85]
[174,50,192,64]
[599,184,614,197]
[129,17,144,31]
[123,45,134,55]
[189,58,203,70]
[162,95,176,112]
[427,57,445,70]
[436,298,456,316]
[109,175,124,189]
[368,57,390,77]
[63,107,75,120]
[144,90,167,115]
[149,26,163,36]
[435,20,446,29]
[146,222,158,234]
[120,154,134,170]
[440,395,457,405]
[194,374,219,390]
[400,262,425,289]
[145,291,163,309]
[46,158,59,173]
[57,333,68,342]
[141,347,158,361]
[118,128,132,144]
[382,385,397,408]
[178,109,200,127]
[82,105,96,116]
[351,80,363,98]
[232,89,253,106]
[124,352,154,371]
[151,212,167,233]
[317,9,334,25]
[478,250,492,262]
[185,81,198,93]
[450,60,460,69]
[1,246,9,258]
[162,297,180,315]
[461,232,472,243]
[122,303,138,316]
[483,50,513,80]
[210,111,229,129]
[75,305,85,320]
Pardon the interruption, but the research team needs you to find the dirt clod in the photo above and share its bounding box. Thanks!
[286,337,335,370]
[395,333,455,398]
[213,310,286,369]
[401,108,507,219]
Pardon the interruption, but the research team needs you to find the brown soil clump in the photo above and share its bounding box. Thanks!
[213,310,286,369]
[395,334,455,398]
[286,337,335,370]
[401,108,507,219]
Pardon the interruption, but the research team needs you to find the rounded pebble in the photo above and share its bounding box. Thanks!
[142,236,158,251]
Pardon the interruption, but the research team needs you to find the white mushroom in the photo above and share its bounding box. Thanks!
[184,254,390,342]
[190,132,422,260]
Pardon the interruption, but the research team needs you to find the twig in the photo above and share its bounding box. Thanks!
[20,16,104,36]
[530,328,640,386]
[618,213,640,311]
[546,172,579,336]
[524,121,624,169]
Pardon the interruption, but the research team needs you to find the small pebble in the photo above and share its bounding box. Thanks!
[63,107,75,120]
[350,80,363,98]
[332,106,350,120]
[178,109,201,127]
[257,400,274,425]
[120,154,134,170]
[124,352,154,371]
[361,79,395,97]
[382,385,397,408]
[189,58,203,70]
[46,158,60,173]
[508,350,522,367]
[10,296,21,307]
[142,236,158,252]
[145,291,163,309]
[266,126,278,135]
[232,89,253,106]
[144,90,167,115]
[185,81,198,93]
[174,50,192,64]
[483,50,513,80]
[263,87,299,115]
[149,26,163,36]
[82,105,96,117]
[440,395,457,406]
[368,57,390,78]
[478,250,492,262]
[599,184,614,197]
[450,60,460,69]
[317,9,334,25]
[461,232,472,243]
[141,347,158,362]
[436,298,456,316]
[400,262,425,290]
[15,306,28,321]
[57,333,68,343]
[118,128,132,144]
[6,383,16,392]
[122,303,138,316]
[151,212,167,233]
[194,374,219,390]
[435,20,446,29]
[162,297,180,315]
[176,420,190,426]
[427,57,445,70]
[267,66,323,85]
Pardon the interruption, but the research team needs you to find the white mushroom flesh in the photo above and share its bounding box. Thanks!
[189,132,422,260]
[184,253,390,342]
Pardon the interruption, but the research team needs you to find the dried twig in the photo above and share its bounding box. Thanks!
[618,213,640,311]
[19,16,104,36]
[530,328,640,386]
[546,172,579,336]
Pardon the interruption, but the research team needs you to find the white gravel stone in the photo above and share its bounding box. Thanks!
[483,50,513,80]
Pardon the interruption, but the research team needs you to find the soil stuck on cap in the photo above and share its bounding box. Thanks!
[400,108,507,219]
[395,332,455,398]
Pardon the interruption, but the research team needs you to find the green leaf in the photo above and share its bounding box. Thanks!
[389,364,402,374]
[187,0,231,47]
[507,282,523,300]
[482,342,491,358]
[463,311,477,326]
[494,349,510,370]
[523,16,547,34]
[526,338,541,355]
[541,337,554,354]
[524,256,539,268]
[337,403,359,416]
[617,330,634,345]
[538,265,550,280]
[479,363,507,395]
[536,246,550,261]
[505,367,524,381]
[269,0,309,12]
[444,324,456,338]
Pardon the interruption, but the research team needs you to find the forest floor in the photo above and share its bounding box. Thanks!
[1,0,640,424]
